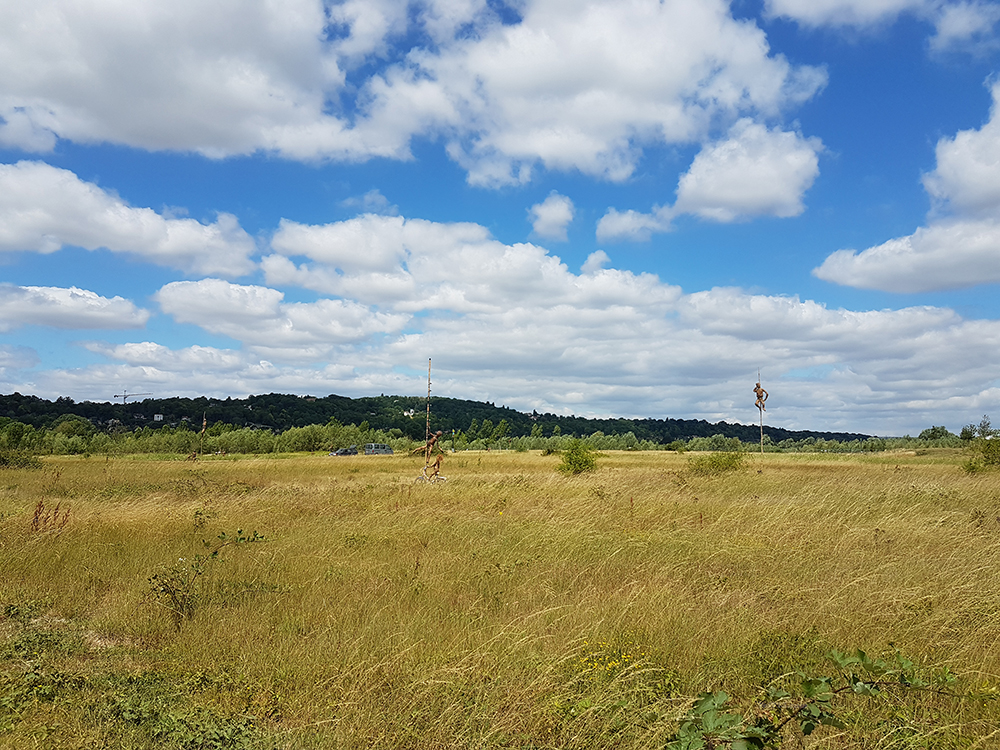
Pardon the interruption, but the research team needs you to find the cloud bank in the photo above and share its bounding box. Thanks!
[3,211,997,435]
[0,0,825,184]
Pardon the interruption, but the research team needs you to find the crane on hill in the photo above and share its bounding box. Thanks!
[114,390,152,404]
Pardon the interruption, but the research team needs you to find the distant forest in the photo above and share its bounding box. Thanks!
[0,392,870,443]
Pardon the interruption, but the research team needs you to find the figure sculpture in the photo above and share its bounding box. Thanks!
[754,382,768,412]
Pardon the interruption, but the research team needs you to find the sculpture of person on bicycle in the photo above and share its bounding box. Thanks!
[426,452,444,478]
[413,430,445,481]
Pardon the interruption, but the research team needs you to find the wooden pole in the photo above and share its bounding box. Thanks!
[760,406,764,455]
[425,358,432,467]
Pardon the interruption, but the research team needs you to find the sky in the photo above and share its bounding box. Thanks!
[2,0,1000,436]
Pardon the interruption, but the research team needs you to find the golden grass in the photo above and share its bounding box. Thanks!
[2,450,999,748]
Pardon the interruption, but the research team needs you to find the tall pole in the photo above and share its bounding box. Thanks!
[425,358,432,467]
[758,368,764,455]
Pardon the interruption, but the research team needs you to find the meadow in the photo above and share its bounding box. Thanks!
[1,449,999,748]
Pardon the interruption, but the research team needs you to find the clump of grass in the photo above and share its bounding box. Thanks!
[687,450,746,475]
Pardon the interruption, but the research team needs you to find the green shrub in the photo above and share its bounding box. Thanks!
[964,438,1000,473]
[557,439,597,475]
[688,450,746,475]
[0,448,41,469]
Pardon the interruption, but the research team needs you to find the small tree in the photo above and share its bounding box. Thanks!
[557,439,597,475]
[964,415,1000,473]
[479,418,494,442]
[491,419,510,442]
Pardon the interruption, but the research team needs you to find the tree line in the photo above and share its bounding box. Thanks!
[0,391,871,444]
[0,391,981,460]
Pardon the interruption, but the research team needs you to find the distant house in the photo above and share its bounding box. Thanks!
[153,414,164,422]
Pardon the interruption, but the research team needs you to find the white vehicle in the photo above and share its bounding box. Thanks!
[363,443,393,455]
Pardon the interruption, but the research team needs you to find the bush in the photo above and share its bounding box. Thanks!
[919,425,954,440]
[962,415,1000,473]
[687,434,742,452]
[688,450,746,476]
[557,439,597,475]
[964,438,1000,473]
[0,448,42,469]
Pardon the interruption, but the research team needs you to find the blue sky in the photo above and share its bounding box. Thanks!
[2,0,1000,435]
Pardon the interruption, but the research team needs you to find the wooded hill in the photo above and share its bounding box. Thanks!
[0,392,870,443]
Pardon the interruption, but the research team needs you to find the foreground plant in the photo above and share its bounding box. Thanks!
[29,499,69,533]
[149,528,265,630]
[666,649,963,749]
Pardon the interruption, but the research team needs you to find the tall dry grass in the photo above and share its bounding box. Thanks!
[1,449,998,748]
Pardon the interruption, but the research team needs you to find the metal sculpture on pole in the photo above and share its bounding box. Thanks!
[414,358,446,483]
[754,371,768,455]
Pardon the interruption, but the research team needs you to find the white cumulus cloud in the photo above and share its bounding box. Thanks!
[0,284,150,332]
[596,208,670,243]
[765,0,928,26]
[815,81,1000,292]
[597,121,822,240]
[0,161,256,276]
[414,0,825,185]
[931,1,1000,51]
[154,279,409,357]
[673,121,822,222]
[765,0,1000,52]
[529,192,575,241]
[82,342,248,371]
[0,0,825,185]
[266,213,676,313]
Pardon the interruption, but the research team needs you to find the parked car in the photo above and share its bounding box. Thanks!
[330,445,357,456]
[363,443,393,455]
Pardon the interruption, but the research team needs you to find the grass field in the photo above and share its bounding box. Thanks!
[2,449,999,748]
